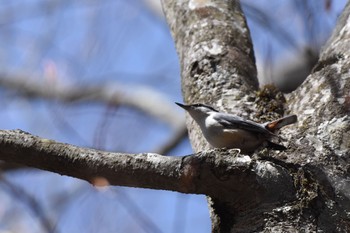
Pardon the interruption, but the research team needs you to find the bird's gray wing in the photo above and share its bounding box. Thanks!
[213,113,273,135]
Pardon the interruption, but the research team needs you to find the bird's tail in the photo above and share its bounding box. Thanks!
[264,115,297,133]
[267,141,287,151]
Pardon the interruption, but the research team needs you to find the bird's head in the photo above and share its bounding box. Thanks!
[175,102,218,122]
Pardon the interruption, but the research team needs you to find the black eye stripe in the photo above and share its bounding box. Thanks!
[193,103,219,112]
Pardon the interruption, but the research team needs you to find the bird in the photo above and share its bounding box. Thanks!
[176,102,297,154]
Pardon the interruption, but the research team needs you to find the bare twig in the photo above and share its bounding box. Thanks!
[0,75,185,129]
[0,75,188,159]
[154,125,188,155]
[0,175,57,233]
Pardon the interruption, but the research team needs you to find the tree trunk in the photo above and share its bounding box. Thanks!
[162,0,350,232]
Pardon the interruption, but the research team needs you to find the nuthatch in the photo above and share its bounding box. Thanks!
[176,102,297,154]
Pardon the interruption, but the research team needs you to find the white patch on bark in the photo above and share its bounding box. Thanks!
[202,41,223,55]
[255,161,281,180]
[235,155,252,164]
[188,0,216,10]
[317,116,350,156]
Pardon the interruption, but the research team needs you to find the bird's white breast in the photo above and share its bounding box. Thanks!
[201,114,264,151]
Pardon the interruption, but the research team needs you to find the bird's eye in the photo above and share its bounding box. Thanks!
[193,103,218,112]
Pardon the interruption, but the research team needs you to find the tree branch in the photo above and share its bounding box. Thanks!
[154,125,188,155]
[0,75,187,156]
[0,75,184,129]
[287,1,350,165]
[0,129,183,191]
[0,129,295,204]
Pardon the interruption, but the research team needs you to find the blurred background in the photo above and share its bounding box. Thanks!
[0,0,346,232]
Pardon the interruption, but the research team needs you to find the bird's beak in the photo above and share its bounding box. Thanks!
[175,102,191,111]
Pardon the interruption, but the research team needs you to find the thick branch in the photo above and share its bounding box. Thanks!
[0,129,183,191]
[0,130,295,204]
[287,1,350,165]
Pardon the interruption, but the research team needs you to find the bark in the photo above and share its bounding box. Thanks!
[0,129,294,201]
[162,0,350,232]
[0,0,348,232]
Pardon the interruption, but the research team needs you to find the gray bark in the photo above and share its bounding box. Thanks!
[162,0,350,232]
[0,0,348,232]
[0,129,293,201]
